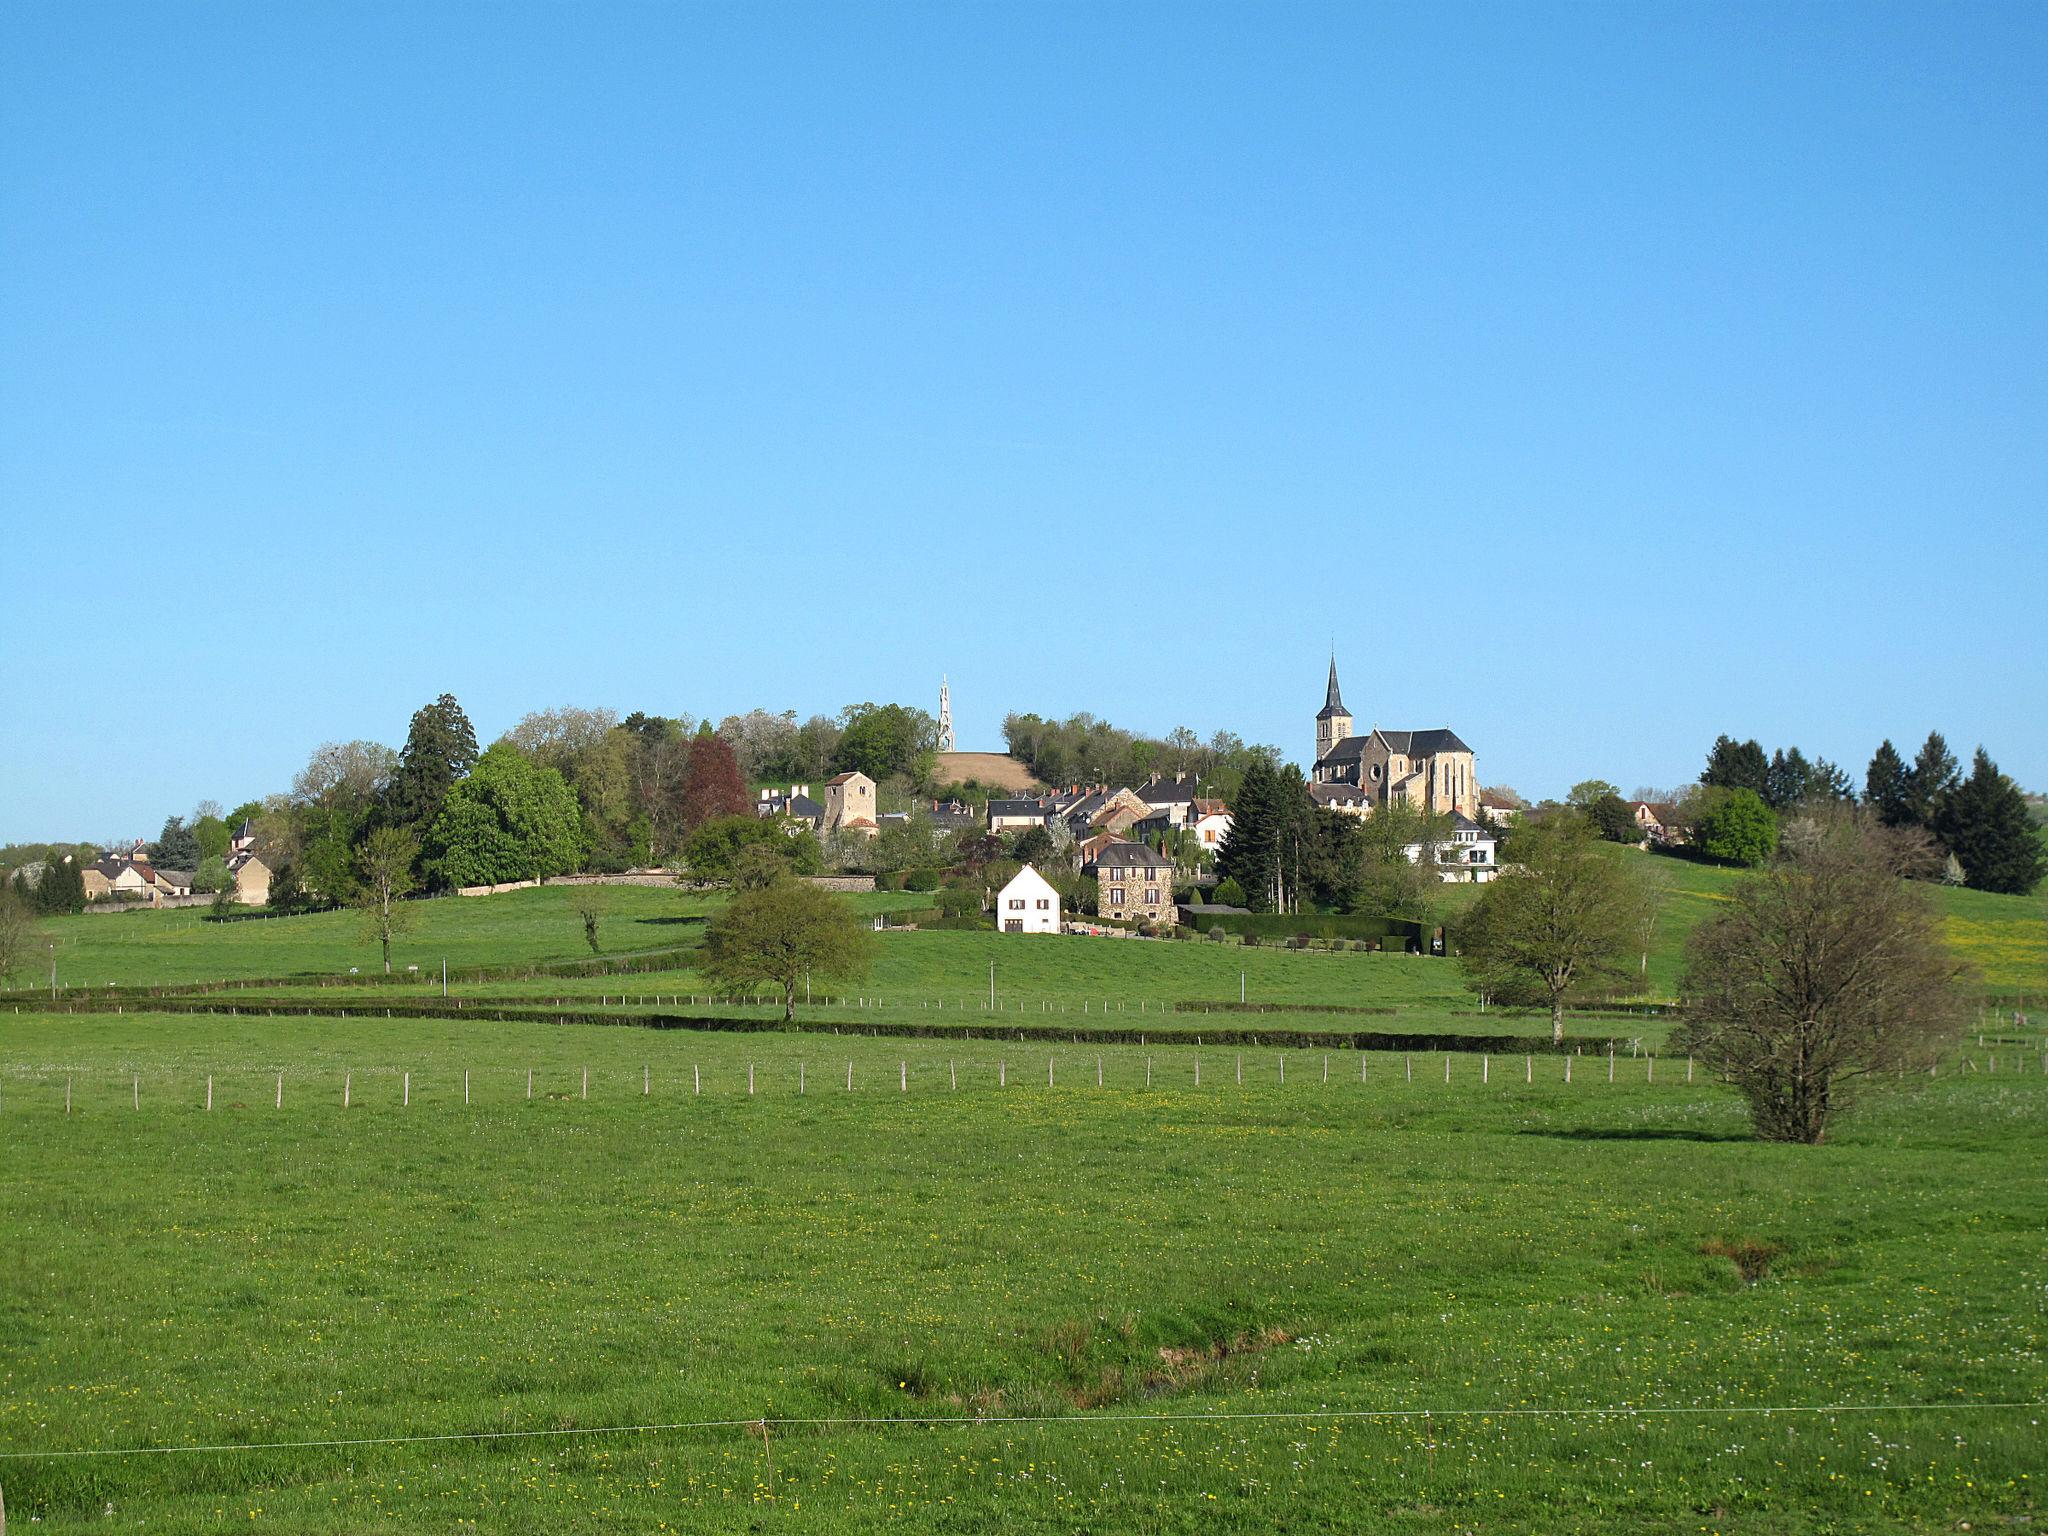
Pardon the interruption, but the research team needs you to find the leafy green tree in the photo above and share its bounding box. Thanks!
[1010,825,1056,867]
[1936,748,2045,895]
[192,855,229,893]
[1701,736,1769,797]
[353,826,418,974]
[1567,780,1621,811]
[1865,740,1913,826]
[835,702,939,786]
[192,814,230,863]
[1457,814,1653,1042]
[1588,793,1639,843]
[385,693,480,833]
[1675,812,1963,1144]
[683,814,820,881]
[422,743,583,888]
[1211,876,1248,908]
[1906,731,1960,833]
[266,861,309,914]
[1340,801,1445,920]
[699,876,870,1020]
[1699,788,1778,866]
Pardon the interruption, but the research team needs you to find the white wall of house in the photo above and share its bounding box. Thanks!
[995,865,1061,934]
[1193,810,1232,850]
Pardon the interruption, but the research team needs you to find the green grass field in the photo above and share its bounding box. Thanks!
[4,865,2043,1530]
[2,1010,2043,1532]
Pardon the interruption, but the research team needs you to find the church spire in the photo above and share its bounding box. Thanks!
[1318,654,1347,719]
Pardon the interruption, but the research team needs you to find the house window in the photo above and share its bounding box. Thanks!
[1145,888,1159,904]
[1111,887,1126,904]
[1036,899,1049,910]
[1008,899,1024,910]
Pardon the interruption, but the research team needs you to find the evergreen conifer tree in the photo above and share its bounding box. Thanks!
[385,694,480,832]
[1702,735,1769,795]
[1906,731,1960,833]
[1937,748,2045,895]
[1865,740,1913,826]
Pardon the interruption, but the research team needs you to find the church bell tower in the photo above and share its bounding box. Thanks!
[1315,655,1352,769]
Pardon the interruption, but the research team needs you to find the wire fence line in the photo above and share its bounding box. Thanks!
[1,1397,2040,1463]
[8,1043,2038,1118]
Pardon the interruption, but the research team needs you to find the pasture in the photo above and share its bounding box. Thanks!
[2,1011,2043,1531]
[3,857,2044,1530]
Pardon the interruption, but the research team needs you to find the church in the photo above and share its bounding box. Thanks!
[1309,658,1479,818]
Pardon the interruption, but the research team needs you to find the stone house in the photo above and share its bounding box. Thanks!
[822,771,879,839]
[1093,842,1174,924]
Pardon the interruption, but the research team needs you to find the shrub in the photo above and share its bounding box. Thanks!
[1212,877,1247,908]
[905,867,941,892]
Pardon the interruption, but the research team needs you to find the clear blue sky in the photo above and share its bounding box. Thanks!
[4,3,2044,842]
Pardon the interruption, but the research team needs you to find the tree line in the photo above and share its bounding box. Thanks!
[1001,712,1281,804]
[1563,730,2041,895]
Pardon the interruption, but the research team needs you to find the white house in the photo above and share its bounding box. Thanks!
[1400,812,1499,883]
[995,865,1061,934]
[1191,798,1233,852]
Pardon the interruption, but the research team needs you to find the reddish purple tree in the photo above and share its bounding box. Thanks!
[680,730,751,833]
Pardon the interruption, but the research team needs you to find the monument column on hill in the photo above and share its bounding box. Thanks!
[938,675,957,754]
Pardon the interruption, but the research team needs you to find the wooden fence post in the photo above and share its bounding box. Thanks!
[749,1064,756,1095]
[133,1074,139,1110]
[526,1068,532,1101]
[345,1069,351,1108]
[949,1060,957,1091]
[1525,1055,1532,1083]
[206,1075,213,1112]
[580,1067,587,1100]
[277,1072,283,1109]
[900,1061,907,1092]
[642,1065,648,1097]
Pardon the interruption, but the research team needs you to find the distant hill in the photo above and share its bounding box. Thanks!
[934,752,1043,794]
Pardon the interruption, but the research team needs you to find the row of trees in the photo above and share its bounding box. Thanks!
[1568,732,2041,895]
[1001,712,1281,804]
[1865,733,2043,895]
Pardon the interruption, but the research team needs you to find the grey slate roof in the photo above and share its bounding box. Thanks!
[1320,727,1472,763]
[1094,843,1171,871]
[988,798,1044,820]
[1317,657,1349,720]
[1137,775,1201,806]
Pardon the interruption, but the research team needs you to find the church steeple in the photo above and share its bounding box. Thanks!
[1315,655,1353,766]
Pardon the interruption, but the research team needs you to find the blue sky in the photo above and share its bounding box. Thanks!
[3,3,2044,841]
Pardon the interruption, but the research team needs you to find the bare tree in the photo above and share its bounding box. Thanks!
[353,827,418,974]
[1674,811,1965,1143]
[0,886,40,983]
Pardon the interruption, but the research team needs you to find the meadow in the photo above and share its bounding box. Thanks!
[2,1009,2044,1533]
[3,857,2043,1530]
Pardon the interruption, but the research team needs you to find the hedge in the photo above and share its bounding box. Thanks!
[1181,912,1425,945]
